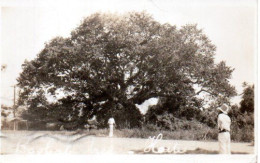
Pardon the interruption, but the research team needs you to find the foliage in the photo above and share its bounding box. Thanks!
[1,105,12,129]
[229,103,254,142]
[1,64,7,71]
[18,12,236,129]
[240,83,254,113]
[1,105,12,118]
[229,84,254,142]
[145,102,218,130]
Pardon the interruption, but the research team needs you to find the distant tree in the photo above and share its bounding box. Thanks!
[1,105,12,129]
[240,83,254,113]
[17,12,236,129]
[1,105,11,118]
[1,64,7,71]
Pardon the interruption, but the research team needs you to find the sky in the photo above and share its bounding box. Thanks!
[0,0,257,114]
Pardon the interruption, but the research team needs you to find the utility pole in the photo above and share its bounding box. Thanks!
[11,85,16,130]
[12,85,16,117]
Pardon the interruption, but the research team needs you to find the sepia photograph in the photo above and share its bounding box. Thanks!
[0,0,257,162]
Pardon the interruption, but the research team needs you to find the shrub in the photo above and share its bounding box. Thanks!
[229,107,254,142]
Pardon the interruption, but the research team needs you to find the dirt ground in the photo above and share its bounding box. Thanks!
[0,130,254,155]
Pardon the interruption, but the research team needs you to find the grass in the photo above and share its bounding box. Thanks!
[68,127,251,143]
[1,128,218,141]
[2,122,253,142]
[66,127,218,141]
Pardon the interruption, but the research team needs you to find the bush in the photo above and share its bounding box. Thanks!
[229,105,254,142]
[140,118,218,140]
[145,123,160,131]
[27,121,48,130]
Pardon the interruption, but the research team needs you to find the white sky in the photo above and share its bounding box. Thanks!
[0,0,257,110]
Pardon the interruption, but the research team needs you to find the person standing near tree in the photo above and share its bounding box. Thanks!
[217,104,231,154]
[108,117,115,137]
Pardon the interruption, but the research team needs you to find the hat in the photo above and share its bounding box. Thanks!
[217,104,229,114]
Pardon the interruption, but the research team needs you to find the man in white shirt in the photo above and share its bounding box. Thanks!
[108,117,115,137]
[217,104,231,154]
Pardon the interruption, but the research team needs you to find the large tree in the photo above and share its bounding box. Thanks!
[17,12,236,129]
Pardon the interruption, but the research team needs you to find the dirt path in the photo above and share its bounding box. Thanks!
[0,131,254,154]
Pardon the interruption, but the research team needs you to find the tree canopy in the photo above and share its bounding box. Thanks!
[240,83,254,113]
[17,12,236,129]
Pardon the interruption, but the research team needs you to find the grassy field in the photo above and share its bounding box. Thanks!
[115,128,217,140]
[1,130,254,155]
[1,127,252,142]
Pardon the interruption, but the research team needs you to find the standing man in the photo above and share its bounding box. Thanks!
[217,104,231,154]
[108,117,115,137]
